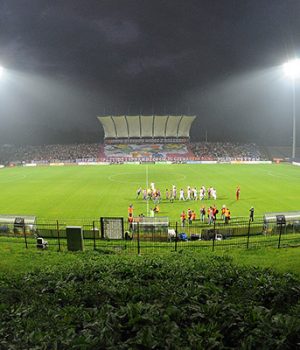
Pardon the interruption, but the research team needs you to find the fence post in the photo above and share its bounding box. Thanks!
[175,221,178,252]
[212,220,216,252]
[246,219,251,249]
[278,223,283,249]
[137,222,141,255]
[23,224,28,249]
[56,220,61,252]
[93,220,96,250]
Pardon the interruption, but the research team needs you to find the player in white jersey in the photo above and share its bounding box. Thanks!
[211,188,217,200]
[200,187,205,201]
[187,188,191,200]
[179,189,185,200]
[193,187,197,200]
[172,185,177,200]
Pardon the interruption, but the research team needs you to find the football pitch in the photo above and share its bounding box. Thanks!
[0,163,299,222]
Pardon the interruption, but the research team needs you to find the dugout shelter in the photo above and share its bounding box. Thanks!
[0,214,36,234]
[263,211,300,234]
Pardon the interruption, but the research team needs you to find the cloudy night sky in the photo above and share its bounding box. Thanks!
[0,0,300,145]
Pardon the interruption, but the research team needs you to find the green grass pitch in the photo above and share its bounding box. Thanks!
[0,163,299,221]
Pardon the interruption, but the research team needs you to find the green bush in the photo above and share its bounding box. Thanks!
[0,253,299,349]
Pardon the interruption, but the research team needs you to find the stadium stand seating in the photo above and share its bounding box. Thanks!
[190,142,266,161]
[0,116,268,164]
[104,143,191,160]
[265,146,300,160]
[0,141,267,164]
[0,143,102,164]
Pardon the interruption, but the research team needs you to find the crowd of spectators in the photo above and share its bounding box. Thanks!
[0,143,102,164]
[0,141,267,164]
[104,143,191,159]
[190,142,266,161]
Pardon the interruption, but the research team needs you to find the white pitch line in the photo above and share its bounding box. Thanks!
[108,170,187,184]
[266,171,298,180]
[146,164,149,216]
[107,172,145,184]
[0,174,27,183]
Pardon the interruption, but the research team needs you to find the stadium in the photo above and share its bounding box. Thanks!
[0,114,300,246]
[1,116,300,347]
[1,2,300,347]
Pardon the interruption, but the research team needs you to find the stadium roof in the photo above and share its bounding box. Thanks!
[97,115,196,139]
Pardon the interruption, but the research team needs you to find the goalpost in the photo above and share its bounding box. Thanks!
[132,216,169,241]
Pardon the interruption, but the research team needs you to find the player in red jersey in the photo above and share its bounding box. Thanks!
[236,186,240,200]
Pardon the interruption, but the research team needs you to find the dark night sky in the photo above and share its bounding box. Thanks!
[0,0,300,145]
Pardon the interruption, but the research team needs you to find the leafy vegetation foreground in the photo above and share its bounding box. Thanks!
[0,252,299,349]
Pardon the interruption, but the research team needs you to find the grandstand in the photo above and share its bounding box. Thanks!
[265,146,300,161]
[0,143,102,164]
[0,142,267,165]
[191,142,266,162]
[0,115,269,164]
[97,115,196,160]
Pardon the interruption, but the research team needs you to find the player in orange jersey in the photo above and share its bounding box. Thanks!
[180,210,186,227]
[128,204,134,216]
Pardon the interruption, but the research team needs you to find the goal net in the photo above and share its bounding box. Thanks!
[132,216,169,241]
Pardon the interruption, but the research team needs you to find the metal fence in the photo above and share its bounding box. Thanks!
[0,216,299,254]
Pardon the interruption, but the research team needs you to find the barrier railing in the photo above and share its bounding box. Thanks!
[0,217,299,254]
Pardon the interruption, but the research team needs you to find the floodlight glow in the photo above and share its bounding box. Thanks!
[0,66,3,78]
[283,58,300,79]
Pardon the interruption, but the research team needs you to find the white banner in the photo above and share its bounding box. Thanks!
[77,162,109,165]
[186,161,218,164]
[24,163,37,167]
[50,163,65,166]
[230,161,272,165]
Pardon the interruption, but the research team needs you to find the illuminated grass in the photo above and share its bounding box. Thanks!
[0,234,299,276]
[0,163,299,221]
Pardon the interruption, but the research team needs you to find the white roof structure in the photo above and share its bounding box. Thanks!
[98,115,196,139]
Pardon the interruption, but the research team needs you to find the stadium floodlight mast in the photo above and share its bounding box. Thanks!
[283,58,300,159]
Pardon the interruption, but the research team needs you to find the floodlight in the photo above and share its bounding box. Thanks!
[283,58,300,80]
[0,66,3,77]
[282,57,300,159]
